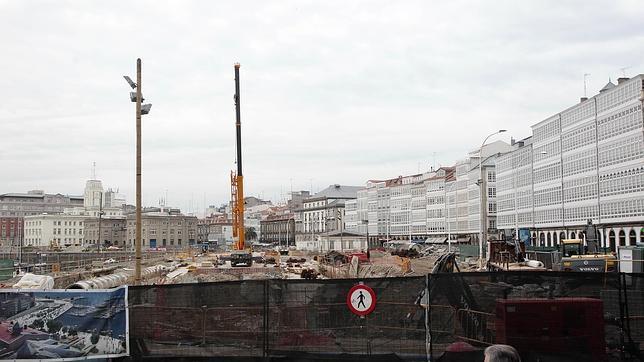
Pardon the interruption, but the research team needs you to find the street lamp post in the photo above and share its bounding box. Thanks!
[386,211,390,245]
[444,182,452,252]
[408,207,412,243]
[97,193,104,253]
[124,59,152,284]
[478,129,506,268]
[362,220,369,250]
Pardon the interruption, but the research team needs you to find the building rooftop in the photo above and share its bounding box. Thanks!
[309,184,362,200]
[599,79,616,93]
[532,74,643,129]
[0,192,83,199]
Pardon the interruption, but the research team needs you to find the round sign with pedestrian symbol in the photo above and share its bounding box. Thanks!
[347,284,376,316]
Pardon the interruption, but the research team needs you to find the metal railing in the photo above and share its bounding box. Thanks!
[454,309,495,345]
[0,251,165,281]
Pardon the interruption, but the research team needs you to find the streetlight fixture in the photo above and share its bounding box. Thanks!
[124,58,152,285]
[513,151,547,243]
[478,129,506,268]
[362,220,369,250]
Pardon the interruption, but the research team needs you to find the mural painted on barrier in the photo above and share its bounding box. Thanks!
[0,286,128,360]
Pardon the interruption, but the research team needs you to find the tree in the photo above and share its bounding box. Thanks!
[245,227,257,241]
[32,319,44,330]
[91,332,100,345]
[46,320,63,333]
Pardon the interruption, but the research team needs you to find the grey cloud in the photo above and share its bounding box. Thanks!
[2,1,644,213]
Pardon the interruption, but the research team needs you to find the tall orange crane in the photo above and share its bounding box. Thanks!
[231,63,246,251]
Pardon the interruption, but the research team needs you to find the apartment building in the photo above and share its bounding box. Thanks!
[0,217,23,248]
[260,211,295,246]
[83,217,127,248]
[125,210,198,250]
[496,138,535,238]
[426,167,455,239]
[23,214,86,248]
[295,184,361,246]
[349,141,510,246]
[0,191,83,217]
[497,75,644,250]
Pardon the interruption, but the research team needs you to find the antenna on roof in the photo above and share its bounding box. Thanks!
[433,152,436,171]
[583,73,590,98]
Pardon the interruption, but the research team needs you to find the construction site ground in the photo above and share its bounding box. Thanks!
[2,243,538,290]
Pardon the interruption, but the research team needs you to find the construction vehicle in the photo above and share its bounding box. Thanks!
[229,63,252,267]
[559,220,617,272]
[560,238,617,272]
[230,250,253,267]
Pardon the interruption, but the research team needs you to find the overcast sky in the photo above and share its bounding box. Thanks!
[1,1,644,215]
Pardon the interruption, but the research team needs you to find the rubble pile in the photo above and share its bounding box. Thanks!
[505,283,555,299]
[242,271,284,280]
[357,264,404,278]
[315,250,412,278]
[300,268,319,279]
[390,248,419,258]
[316,251,347,266]
[418,245,448,257]
[173,272,239,283]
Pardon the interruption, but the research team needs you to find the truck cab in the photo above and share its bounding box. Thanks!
[230,250,253,267]
[561,239,583,257]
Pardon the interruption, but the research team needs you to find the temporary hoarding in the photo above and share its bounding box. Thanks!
[0,286,128,360]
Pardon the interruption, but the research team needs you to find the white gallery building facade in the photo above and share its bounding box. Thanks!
[496,75,644,250]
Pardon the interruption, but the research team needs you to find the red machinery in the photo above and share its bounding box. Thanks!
[496,298,606,361]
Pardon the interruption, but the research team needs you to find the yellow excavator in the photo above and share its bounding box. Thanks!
[560,239,617,272]
[560,220,617,272]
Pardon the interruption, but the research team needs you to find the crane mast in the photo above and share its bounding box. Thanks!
[231,63,245,250]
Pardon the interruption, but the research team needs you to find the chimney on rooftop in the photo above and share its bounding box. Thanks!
[618,77,629,85]
[510,137,516,146]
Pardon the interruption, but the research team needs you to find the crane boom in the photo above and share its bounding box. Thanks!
[231,63,245,251]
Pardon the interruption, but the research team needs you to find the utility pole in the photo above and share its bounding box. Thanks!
[478,130,506,268]
[18,231,22,274]
[135,58,142,284]
[97,192,104,253]
[123,62,150,282]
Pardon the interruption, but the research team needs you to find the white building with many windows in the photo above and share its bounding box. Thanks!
[24,214,86,248]
[497,75,644,249]
[295,184,361,248]
[348,141,512,246]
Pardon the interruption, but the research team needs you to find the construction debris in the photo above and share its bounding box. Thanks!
[300,269,319,279]
[13,273,54,289]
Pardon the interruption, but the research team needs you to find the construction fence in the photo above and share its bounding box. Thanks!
[0,251,162,277]
[127,272,644,361]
